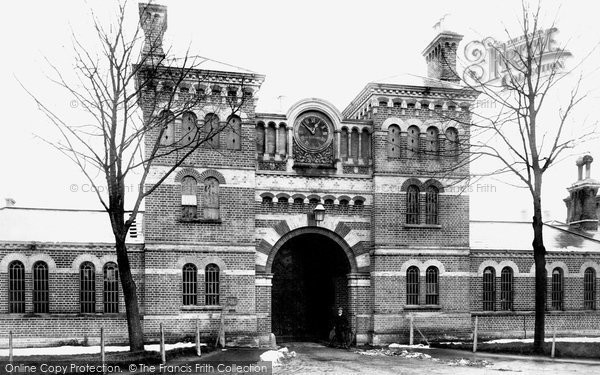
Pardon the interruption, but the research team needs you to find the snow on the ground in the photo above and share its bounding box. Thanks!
[389,343,431,349]
[485,337,600,344]
[259,347,296,367]
[0,342,202,357]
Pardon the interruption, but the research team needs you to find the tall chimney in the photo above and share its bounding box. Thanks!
[139,3,168,65]
[565,155,599,231]
[422,16,463,82]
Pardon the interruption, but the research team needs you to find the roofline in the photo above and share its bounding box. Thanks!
[0,206,145,214]
[544,221,600,244]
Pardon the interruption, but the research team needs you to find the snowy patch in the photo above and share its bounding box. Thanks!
[388,343,431,349]
[259,347,296,367]
[0,342,200,357]
[485,337,600,344]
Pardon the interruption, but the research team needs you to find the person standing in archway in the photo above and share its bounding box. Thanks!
[329,307,350,348]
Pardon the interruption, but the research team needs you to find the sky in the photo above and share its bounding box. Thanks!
[0,0,599,221]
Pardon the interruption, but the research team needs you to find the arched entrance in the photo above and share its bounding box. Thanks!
[270,229,353,341]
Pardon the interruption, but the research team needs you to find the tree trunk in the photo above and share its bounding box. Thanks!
[532,195,546,353]
[115,237,145,351]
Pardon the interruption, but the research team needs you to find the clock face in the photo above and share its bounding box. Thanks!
[294,112,333,152]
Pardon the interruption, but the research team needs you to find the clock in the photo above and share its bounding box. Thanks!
[293,112,334,152]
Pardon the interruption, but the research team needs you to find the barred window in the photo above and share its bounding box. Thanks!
[584,268,596,310]
[425,266,439,305]
[80,262,96,313]
[483,267,495,311]
[205,264,220,306]
[406,185,420,224]
[425,186,439,225]
[103,262,119,313]
[8,261,25,313]
[33,261,49,314]
[500,267,514,311]
[406,266,420,305]
[551,268,564,310]
[387,125,401,157]
[182,263,197,306]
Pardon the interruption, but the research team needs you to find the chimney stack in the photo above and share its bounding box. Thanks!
[422,15,463,82]
[564,155,599,231]
[139,3,168,65]
[4,198,16,207]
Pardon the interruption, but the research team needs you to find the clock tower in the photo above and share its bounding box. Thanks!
[292,110,337,169]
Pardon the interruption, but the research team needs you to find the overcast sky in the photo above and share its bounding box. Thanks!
[1,0,598,221]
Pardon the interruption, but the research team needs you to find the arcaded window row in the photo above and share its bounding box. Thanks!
[387,125,458,158]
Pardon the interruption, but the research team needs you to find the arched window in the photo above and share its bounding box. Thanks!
[262,196,273,204]
[103,262,119,313]
[350,129,359,160]
[483,267,495,311]
[425,266,439,305]
[361,129,370,159]
[80,262,96,313]
[551,268,564,310]
[33,261,49,313]
[256,124,265,154]
[445,127,458,157]
[353,199,364,207]
[266,123,276,155]
[181,176,198,220]
[203,113,220,148]
[407,125,420,157]
[500,267,514,311]
[308,198,320,206]
[406,266,420,305]
[339,199,349,207]
[406,185,420,224]
[159,110,175,146]
[293,197,304,206]
[182,263,197,306]
[205,264,220,306]
[277,196,289,205]
[324,198,334,208]
[426,126,439,156]
[8,261,25,313]
[277,125,287,155]
[387,125,401,158]
[340,129,349,160]
[584,268,596,310]
[182,111,197,143]
[202,177,220,220]
[225,116,241,150]
[425,186,439,225]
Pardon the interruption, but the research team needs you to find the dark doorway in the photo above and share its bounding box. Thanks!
[272,233,351,341]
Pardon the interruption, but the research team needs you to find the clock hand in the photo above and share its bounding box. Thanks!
[303,123,316,135]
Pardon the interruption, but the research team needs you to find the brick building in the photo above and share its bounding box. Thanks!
[1,4,599,347]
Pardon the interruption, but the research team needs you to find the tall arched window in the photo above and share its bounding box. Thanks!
[584,268,596,310]
[225,116,241,150]
[256,123,265,154]
[425,266,439,305]
[483,267,495,311]
[425,186,439,225]
[266,123,276,155]
[103,262,119,313]
[551,268,564,310]
[205,264,220,306]
[203,177,220,220]
[361,129,370,159]
[406,185,420,224]
[277,124,287,155]
[500,267,514,311]
[406,266,420,305]
[350,129,359,160]
[80,262,96,313]
[182,263,197,306]
[182,111,197,143]
[340,128,349,160]
[426,126,439,157]
[8,261,25,313]
[181,176,198,220]
[407,125,420,157]
[445,127,458,157]
[387,125,401,157]
[204,113,220,148]
[159,110,175,145]
[33,261,49,314]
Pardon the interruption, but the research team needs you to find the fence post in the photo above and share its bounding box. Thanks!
[551,325,556,358]
[100,327,105,373]
[473,316,478,353]
[160,323,166,364]
[196,320,201,357]
[9,331,13,364]
[409,315,414,346]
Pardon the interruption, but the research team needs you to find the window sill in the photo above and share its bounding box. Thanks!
[404,305,441,310]
[179,218,222,224]
[181,305,222,311]
[403,224,441,229]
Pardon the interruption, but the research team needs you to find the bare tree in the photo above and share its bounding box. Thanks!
[440,2,598,352]
[21,1,259,351]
